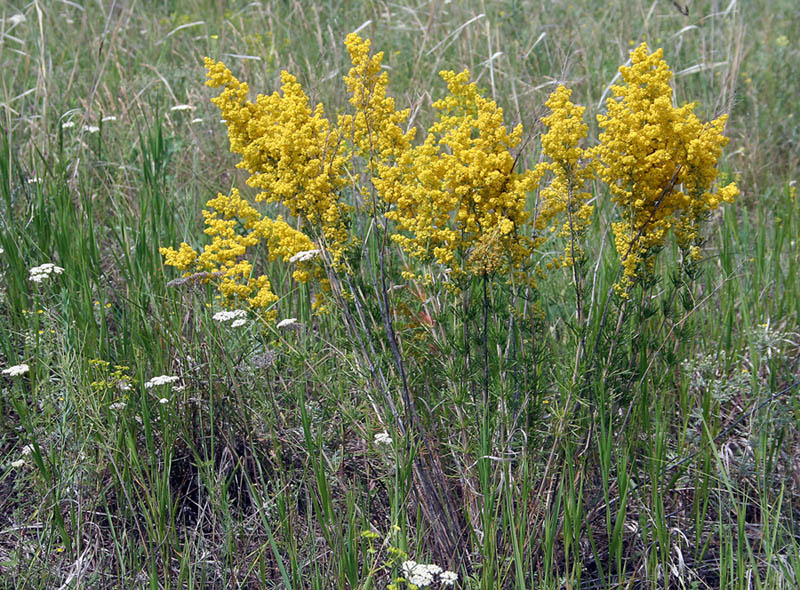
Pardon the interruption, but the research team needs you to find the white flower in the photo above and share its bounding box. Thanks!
[29,263,64,283]
[3,363,30,376]
[289,249,320,263]
[83,125,100,134]
[170,104,193,112]
[28,177,42,184]
[159,398,169,404]
[212,310,247,322]
[144,375,179,389]
[231,318,247,328]
[0,247,4,254]
[10,459,25,468]
[402,561,450,587]
[374,432,392,445]
[276,318,297,329]
[101,115,117,122]
[21,445,34,456]
[191,118,204,124]
[109,402,126,411]
[440,571,458,585]
[61,120,75,129]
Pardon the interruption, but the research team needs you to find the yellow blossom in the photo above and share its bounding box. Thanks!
[591,43,738,293]
[382,69,539,278]
[535,85,594,268]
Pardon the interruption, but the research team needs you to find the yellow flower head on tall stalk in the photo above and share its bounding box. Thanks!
[204,58,351,266]
[592,43,738,294]
[385,69,539,278]
[341,34,416,166]
[536,85,594,267]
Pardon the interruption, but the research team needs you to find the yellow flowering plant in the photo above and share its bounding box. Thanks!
[592,43,738,295]
[158,34,738,569]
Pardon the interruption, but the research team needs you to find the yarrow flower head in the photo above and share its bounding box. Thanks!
[374,431,392,445]
[276,318,298,329]
[288,249,320,263]
[401,560,453,587]
[3,363,30,376]
[29,263,64,283]
[212,309,247,323]
[144,375,180,389]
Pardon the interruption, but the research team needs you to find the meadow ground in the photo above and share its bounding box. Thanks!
[0,1,798,588]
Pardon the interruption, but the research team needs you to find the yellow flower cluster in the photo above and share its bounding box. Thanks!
[383,69,539,277]
[341,34,416,169]
[160,188,315,316]
[204,57,351,266]
[161,36,737,316]
[592,43,738,293]
[535,85,595,267]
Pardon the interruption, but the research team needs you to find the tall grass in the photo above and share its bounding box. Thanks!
[1,1,798,588]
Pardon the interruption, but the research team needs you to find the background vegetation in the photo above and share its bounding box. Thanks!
[1,0,798,588]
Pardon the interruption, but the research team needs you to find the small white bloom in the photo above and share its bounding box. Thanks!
[289,249,320,263]
[170,104,193,112]
[109,402,126,411]
[212,310,246,322]
[10,459,25,468]
[29,263,64,283]
[440,571,458,585]
[172,384,186,392]
[191,118,204,124]
[83,125,100,134]
[117,380,131,391]
[0,247,4,254]
[374,432,392,445]
[101,115,117,122]
[159,398,169,404]
[276,318,297,329]
[28,177,43,184]
[21,445,34,456]
[144,375,179,389]
[230,318,247,328]
[3,364,30,376]
[61,120,76,129]
[402,561,448,587]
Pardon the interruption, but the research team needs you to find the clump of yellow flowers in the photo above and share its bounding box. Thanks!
[160,37,737,314]
[592,43,738,293]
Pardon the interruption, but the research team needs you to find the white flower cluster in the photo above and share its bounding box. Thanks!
[402,561,457,587]
[374,431,392,446]
[29,263,64,283]
[212,309,247,328]
[2,363,29,376]
[289,249,320,263]
[276,318,297,329]
[144,375,179,389]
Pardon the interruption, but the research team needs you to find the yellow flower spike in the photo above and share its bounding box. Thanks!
[535,85,594,269]
[204,58,351,267]
[592,43,737,293]
[384,68,538,278]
